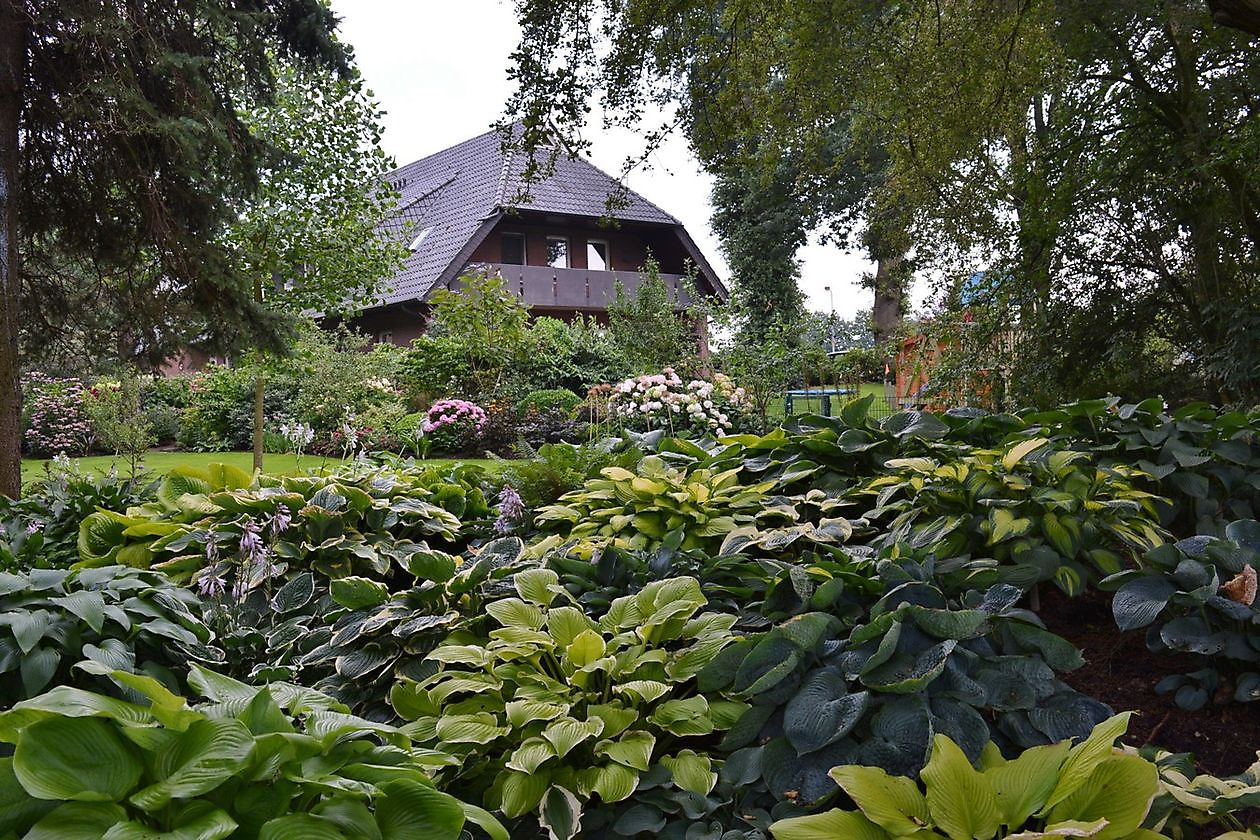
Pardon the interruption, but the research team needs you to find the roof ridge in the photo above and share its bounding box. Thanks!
[384,124,503,179]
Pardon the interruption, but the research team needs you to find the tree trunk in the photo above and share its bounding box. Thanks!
[252,278,264,472]
[872,252,906,347]
[1206,0,1260,35]
[0,4,25,499]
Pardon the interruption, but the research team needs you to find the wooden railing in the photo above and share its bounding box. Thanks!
[464,262,694,310]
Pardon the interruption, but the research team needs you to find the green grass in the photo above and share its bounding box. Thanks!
[21,450,511,487]
[769,382,895,421]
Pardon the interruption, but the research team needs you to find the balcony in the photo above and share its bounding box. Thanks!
[466,262,695,311]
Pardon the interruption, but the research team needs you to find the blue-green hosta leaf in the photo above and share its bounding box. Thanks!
[435,713,506,745]
[921,734,999,840]
[24,802,128,840]
[1160,616,1226,655]
[20,646,60,697]
[733,636,801,697]
[50,591,106,634]
[3,609,51,654]
[334,643,397,681]
[660,750,716,795]
[129,718,254,810]
[769,809,890,840]
[543,717,604,758]
[861,640,957,694]
[500,769,551,818]
[1112,577,1176,632]
[905,605,990,640]
[784,669,869,754]
[270,573,315,614]
[829,764,930,835]
[329,577,390,611]
[15,716,143,801]
[507,738,557,774]
[595,730,655,772]
[375,779,465,840]
[1005,622,1085,672]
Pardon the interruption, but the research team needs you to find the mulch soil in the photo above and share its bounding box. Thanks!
[1039,587,1260,778]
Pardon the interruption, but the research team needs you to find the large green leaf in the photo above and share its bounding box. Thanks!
[129,718,254,810]
[500,769,550,818]
[984,740,1070,828]
[920,734,999,840]
[1040,713,1132,814]
[660,750,716,795]
[15,716,142,801]
[258,814,347,839]
[25,802,128,840]
[1044,755,1159,840]
[770,809,891,840]
[102,801,238,839]
[595,731,655,772]
[539,786,583,840]
[784,669,868,754]
[829,765,930,834]
[1111,577,1176,632]
[376,779,465,840]
[329,577,390,610]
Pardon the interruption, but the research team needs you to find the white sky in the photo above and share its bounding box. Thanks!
[330,0,877,318]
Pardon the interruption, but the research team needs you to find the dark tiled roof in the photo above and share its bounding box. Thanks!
[374,126,698,307]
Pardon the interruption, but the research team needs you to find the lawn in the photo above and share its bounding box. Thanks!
[21,450,511,487]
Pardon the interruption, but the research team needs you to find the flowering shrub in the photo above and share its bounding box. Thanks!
[23,373,93,456]
[601,368,752,435]
[421,398,488,454]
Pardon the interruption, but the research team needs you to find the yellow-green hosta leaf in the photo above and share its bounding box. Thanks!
[426,645,493,668]
[435,713,506,745]
[648,697,714,736]
[506,738,557,774]
[505,700,569,729]
[589,763,639,803]
[601,467,637,482]
[566,630,607,668]
[1040,713,1132,814]
[486,598,546,630]
[615,681,671,704]
[499,770,551,819]
[829,765,930,835]
[990,508,1034,545]
[514,568,562,607]
[329,577,389,610]
[661,750,717,795]
[543,718,604,758]
[585,704,638,739]
[984,740,1071,827]
[547,607,596,647]
[1005,819,1110,838]
[770,809,892,840]
[1003,438,1050,471]
[920,734,999,840]
[1044,755,1159,840]
[595,731,655,772]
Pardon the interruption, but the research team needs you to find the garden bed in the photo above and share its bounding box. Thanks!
[1042,587,1260,777]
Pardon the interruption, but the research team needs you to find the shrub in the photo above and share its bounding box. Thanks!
[521,316,633,395]
[391,573,744,835]
[1103,520,1260,709]
[83,375,157,477]
[601,369,754,436]
[517,388,582,418]
[177,363,255,451]
[423,398,488,455]
[22,373,92,457]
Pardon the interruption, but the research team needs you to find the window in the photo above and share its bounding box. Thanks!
[377,331,394,345]
[501,232,525,265]
[586,239,610,271]
[546,236,569,268]
[408,226,434,252]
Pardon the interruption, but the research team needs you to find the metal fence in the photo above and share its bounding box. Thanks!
[781,387,909,421]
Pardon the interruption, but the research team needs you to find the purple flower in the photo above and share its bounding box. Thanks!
[269,504,292,538]
[239,519,267,565]
[494,485,525,535]
[197,572,227,599]
[25,519,43,534]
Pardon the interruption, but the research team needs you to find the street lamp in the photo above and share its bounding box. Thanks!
[823,285,838,355]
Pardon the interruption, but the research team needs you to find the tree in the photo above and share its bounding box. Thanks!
[227,60,405,470]
[0,0,348,497]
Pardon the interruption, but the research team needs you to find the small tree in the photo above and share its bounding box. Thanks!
[83,375,156,480]
[427,270,532,400]
[607,254,700,373]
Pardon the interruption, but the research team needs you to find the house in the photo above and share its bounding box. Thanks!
[348,125,727,346]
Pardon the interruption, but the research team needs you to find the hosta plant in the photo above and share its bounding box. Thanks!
[1129,744,1260,838]
[1103,521,1260,709]
[769,713,1164,840]
[0,664,505,840]
[391,572,746,839]
[533,455,774,556]
[0,565,209,705]
[858,439,1166,596]
[699,563,1108,804]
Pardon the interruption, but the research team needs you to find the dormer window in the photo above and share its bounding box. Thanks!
[409,226,434,252]
[587,239,610,271]
[502,232,525,265]
[546,236,569,268]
